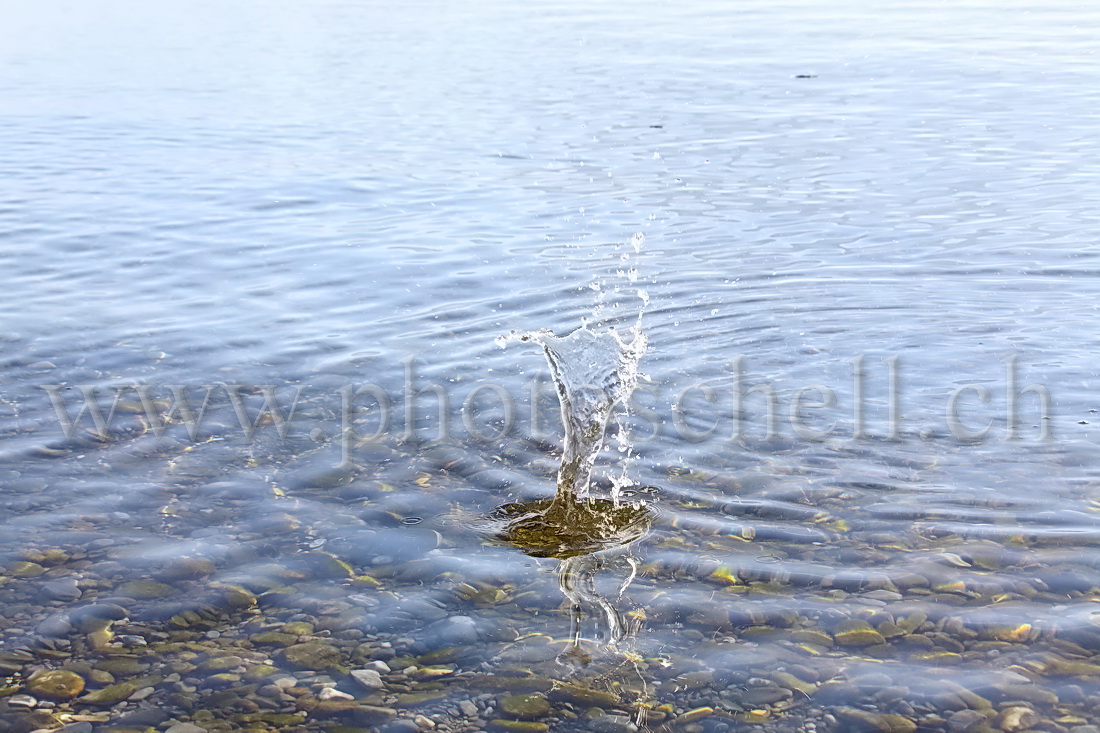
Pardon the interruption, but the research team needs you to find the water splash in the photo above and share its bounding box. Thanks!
[498,325,647,498]
[490,233,654,666]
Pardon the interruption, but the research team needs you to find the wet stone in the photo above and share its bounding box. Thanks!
[790,629,834,647]
[346,705,398,725]
[70,602,129,624]
[58,724,94,733]
[117,580,177,599]
[156,557,216,582]
[25,669,85,700]
[40,578,82,602]
[396,690,448,707]
[165,725,208,733]
[198,655,243,672]
[673,708,713,725]
[8,561,46,577]
[36,614,73,637]
[111,708,167,726]
[835,707,917,732]
[835,628,887,647]
[205,672,241,686]
[740,687,791,705]
[993,684,1057,705]
[319,687,356,701]
[946,710,988,732]
[425,615,479,646]
[998,707,1037,731]
[549,682,619,708]
[251,631,298,646]
[500,693,551,719]
[1048,659,1100,676]
[589,714,637,733]
[282,621,315,636]
[96,657,148,675]
[311,698,362,715]
[351,668,384,689]
[298,551,354,579]
[280,641,348,674]
[489,722,550,733]
[243,663,280,680]
[772,671,817,697]
[79,681,138,705]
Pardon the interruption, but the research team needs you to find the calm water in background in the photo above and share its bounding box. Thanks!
[3,0,1100,729]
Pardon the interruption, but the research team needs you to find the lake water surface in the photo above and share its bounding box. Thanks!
[3,1,1100,731]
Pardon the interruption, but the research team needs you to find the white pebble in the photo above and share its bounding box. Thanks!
[130,686,155,701]
[350,669,384,689]
[318,687,354,701]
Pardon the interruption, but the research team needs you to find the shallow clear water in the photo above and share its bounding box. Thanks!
[3,0,1100,730]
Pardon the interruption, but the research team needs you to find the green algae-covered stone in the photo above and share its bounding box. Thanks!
[488,721,550,733]
[549,681,619,707]
[8,562,46,578]
[282,622,315,636]
[199,656,243,672]
[836,708,916,732]
[252,713,307,725]
[790,629,834,647]
[417,647,463,665]
[244,664,280,680]
[675,708,714,725]
[252,631,298,647]
[25,548,71,566]
[835,628,887,647]
[1050,659,1100,676]
[895,612,927,634]
[207,672,241,686]
[300,551,354,579]
[280,642,347,674]
[772,671,817,697]
[877,621,907,639]
[95,658,148,676]
[80,681,138,705]
[346,706,398,725]
[501,693,551,719]
[159,557,216,580]
[217,584,258,610]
